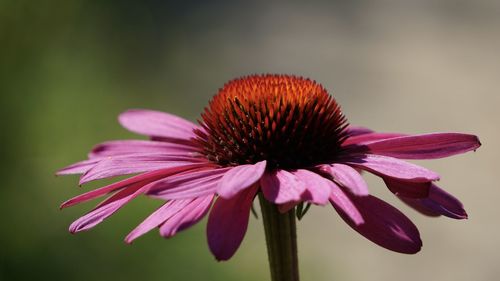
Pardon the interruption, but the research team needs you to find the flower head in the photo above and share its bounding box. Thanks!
[58,74,480,260]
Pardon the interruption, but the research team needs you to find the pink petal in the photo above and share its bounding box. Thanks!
[359,133,481,159]
[342,133,404,146]
[159,195,214,238]
[334,194,422,254]
[69,183,147,233]
[400,184,467,219]
[207,185,257,261]
[89,140,198,159]
[79,154,208,184]
[341,154,440,182]
[318,163,369,196]
[56,159,100,175]
[217,160,267,199]
[146,168,230,200]
[329,182,364,225]
[383,178,431,198]
[118,109,199,140]
[125,199,191,243]
[292,169,331,205]
[61,164,204,209]
[346,126,373,136]
[260,170,306,204]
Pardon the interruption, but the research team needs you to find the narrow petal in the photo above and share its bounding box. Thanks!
[342,132,404,146]
[341,154,440,182]
[318,163,369,196]
[217,160,267,199]
[159,195,214,238]
[61,164,205,209]
[56,159,100,175]
[69,183,147,233]
[89,140,198,159]
[334,195,422,254]
[292,169,331,205]
[260,170,306,204]
[79,154,209,184]
[207,185,258,261]
[346,126,373,136]
[383,178,430,198]
[118,109,198,140]
[146,168,230,200]
[359,133,481,159]
[400,184,467,219]
[329,182,364,225]
[125,199,191,243]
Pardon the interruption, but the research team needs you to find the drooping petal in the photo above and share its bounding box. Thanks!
[343,133,404,146]
[357,133,481,159]
[260,170,306,204]
[89,140,198,159]
[217,160,267,199]
[146,168,230,200]
[56,159,100,175]
[125,199,191,243]
[318,163,369,196]
[207,185,258,261]
[340,154,440,182]
[69,183,147,233]
[159,195,214,238]
[400,184,467,219]
[292,169,331,205]
[334,195,422,254]
[61,164,205,209]
[329,182,364,225]
[383,178,431,198]
[118,109,199,140]
[79,154,209,184]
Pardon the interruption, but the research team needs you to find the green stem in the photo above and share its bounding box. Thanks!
[258,193,300,281]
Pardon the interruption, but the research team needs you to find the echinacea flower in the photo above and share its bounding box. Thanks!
[58,74,480,262]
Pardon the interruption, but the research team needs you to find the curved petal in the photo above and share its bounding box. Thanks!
[79,154,208,184]
[329,182,364,225]
[260,170,306,204]
[159,195,214,238]
[340,154,440,182]
[217,160,267,199]
[318,163,369,196]
[343,133,404,146]
[334,194,422,254]
[56,159,100,175]
[346,126,373,136]
[89,140,198,159]
[118,109,198,140]
[359,133,481,159]
[207,185,258,261]
[400,184,467,219]
[292,169,331,205]
[61,164,205,209]
[383,178,431,198]
[146,168,230,200]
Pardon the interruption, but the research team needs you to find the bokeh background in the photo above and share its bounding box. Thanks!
[1,1,498,280]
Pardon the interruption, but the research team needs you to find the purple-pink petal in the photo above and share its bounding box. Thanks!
[260,170,306,204]
[56,158,100,175]
[292,169,331,205]
[118,109,199,140]
[383,178,431,198]
[207,185,258,261]
[346,126,373,136]
[79,154,208,185]
[334,194,422,254]
[146,168,230,200]
[343,132,404,146]
[217,160,267,199]
[89,140,198,159]
[341,154,440,182]
[329,182,364,225]
[319,163,369,196]
[159,195,214,238]
[400,184,467,219]
[358,133,481,159]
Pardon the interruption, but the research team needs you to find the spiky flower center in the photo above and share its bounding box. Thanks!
[194,74,348,169]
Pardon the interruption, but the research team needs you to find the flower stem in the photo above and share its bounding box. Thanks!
[258,193,300,281]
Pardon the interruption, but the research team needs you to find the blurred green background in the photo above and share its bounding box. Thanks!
[1,1,499,280]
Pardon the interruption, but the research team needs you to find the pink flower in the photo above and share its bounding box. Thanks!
[58,75,480,260]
